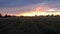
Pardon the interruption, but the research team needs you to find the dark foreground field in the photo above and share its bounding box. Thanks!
[0,16,60,34]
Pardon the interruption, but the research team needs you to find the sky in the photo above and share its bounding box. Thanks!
[0,0,60,16]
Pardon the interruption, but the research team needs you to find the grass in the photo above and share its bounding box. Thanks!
[0,16,60,34]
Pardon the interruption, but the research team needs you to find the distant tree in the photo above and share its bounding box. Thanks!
[55,14,59,17]
[4,14,8,17]
[0,13,2,17]
[7,15,11,17]
[46,14,50,17]
[12,15,16,17]
[4,14,11,17]
[51,14,54,17]
[35,14,37,16]
[20,16,24,17]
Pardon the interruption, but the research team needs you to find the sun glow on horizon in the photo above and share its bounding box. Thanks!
[16,11,45,16]
[15,7,60,16]
[15,11,60,16]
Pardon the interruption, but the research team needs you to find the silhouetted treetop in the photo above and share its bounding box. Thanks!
[4,14,11,17]
[0,13,2,17]
[51,14,54,17]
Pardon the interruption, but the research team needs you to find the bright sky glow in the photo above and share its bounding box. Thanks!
[0,0,60,16]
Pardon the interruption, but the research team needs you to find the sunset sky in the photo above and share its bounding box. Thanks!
[0,0,60,16]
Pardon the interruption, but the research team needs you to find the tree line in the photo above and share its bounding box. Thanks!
[0,13,16,17]
[0,13,60,17]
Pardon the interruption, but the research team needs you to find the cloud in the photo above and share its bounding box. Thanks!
[0,0,45,8]
[0,0,60,16]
